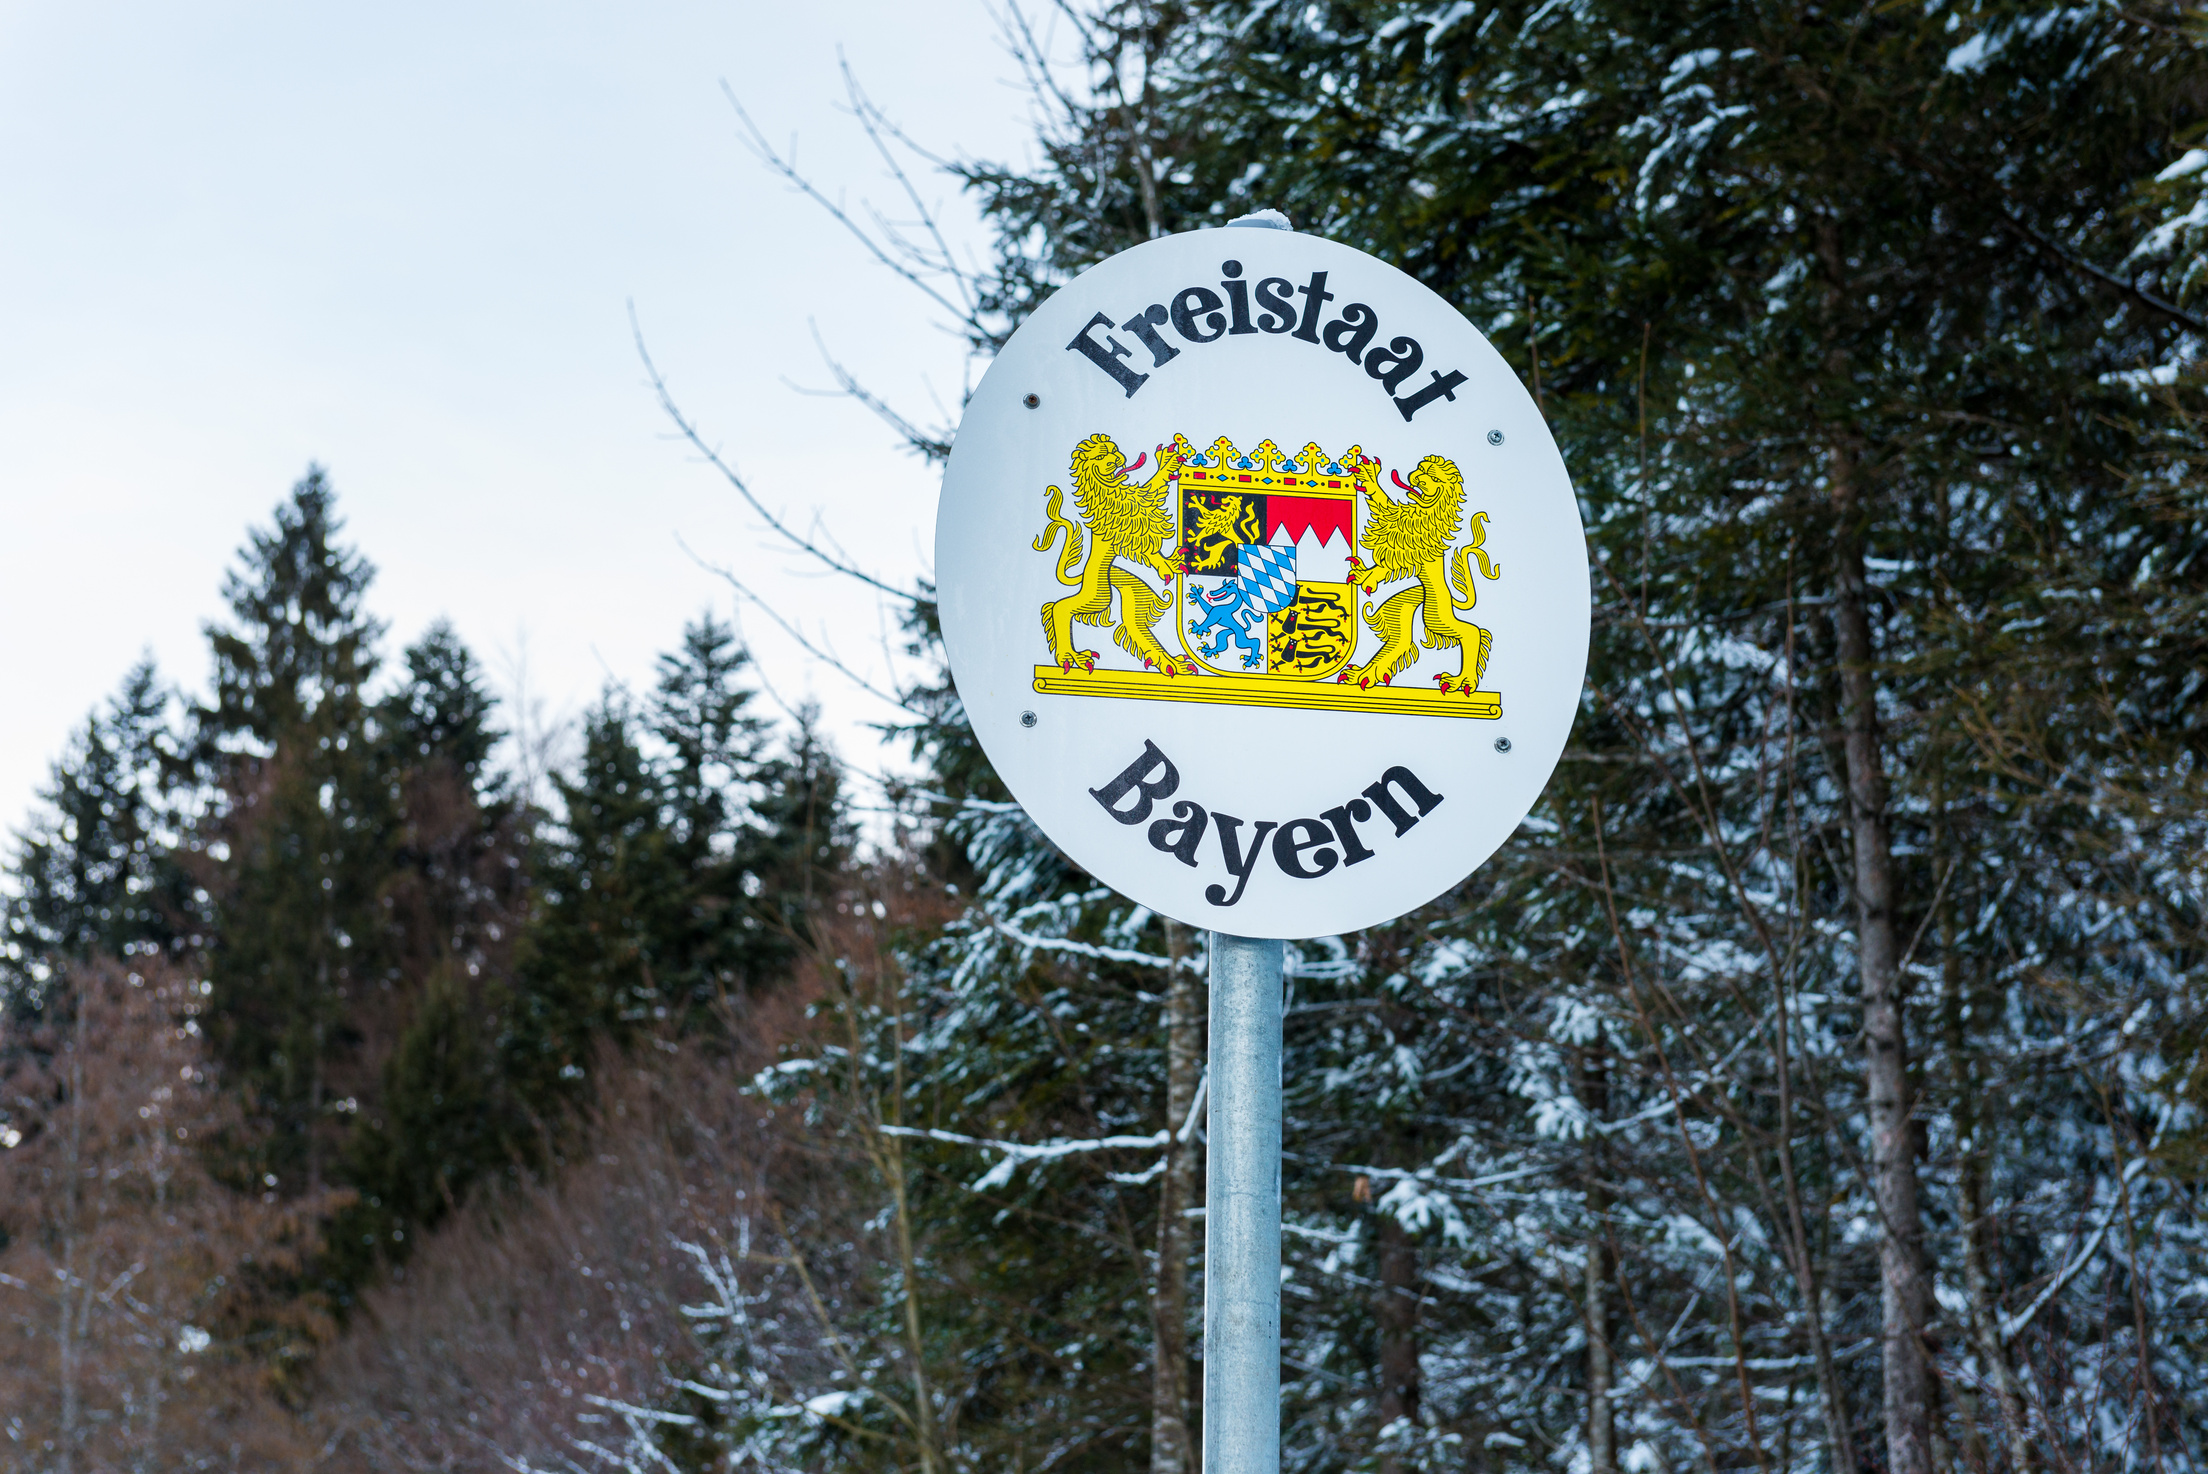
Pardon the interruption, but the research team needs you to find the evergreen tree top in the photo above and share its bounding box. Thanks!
[384,622,502,779]
[2,659,190,1017]
[203,467,386,751]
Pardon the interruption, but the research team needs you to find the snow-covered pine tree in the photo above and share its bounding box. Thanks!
[461,10,2207,1464]
[935,3,2208,1469]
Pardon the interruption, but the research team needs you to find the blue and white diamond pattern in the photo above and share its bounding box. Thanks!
[1236,543,1298,615]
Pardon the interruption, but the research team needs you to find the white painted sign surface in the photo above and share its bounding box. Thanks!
[936,227,1589,938]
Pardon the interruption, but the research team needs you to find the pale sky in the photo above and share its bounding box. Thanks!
[0,1,1048,842]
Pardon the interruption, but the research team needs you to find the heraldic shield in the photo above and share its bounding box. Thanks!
[1178,438,1360,682]
[1029,432,1502,719]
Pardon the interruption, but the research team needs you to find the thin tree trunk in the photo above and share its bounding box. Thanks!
[1780,974,1860,1471]
[1125,5,1165,240]
[1782,552,1863,1474]
[1587,1238,1615,1474]
[1131,143,1164,242]
[1584,1053,1616,1474]
[1962,1162,2032,1472]
[309,941,329,1195]
[1941,900,2032,1473]
[871,957,941,1474]
[1830,443,1931,1474]
[1375,1211,1421,1472]
[58,997,86,1474]
[1151,919,1202,1474]
[2100,1080,2166,1472]
[887,1129,941,1474]
[138,1360,160,1474]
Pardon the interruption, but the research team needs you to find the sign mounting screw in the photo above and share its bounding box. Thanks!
[1021,710,1038,728]
[1487,429,1504,446]
[1494,736,1512,752]
[1023,393,1041,409]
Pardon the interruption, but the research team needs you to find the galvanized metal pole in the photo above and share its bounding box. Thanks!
[1197,207,1293,1473]
[1203,931,1284,1474]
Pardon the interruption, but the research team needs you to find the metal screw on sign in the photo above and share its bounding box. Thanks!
[1020,710,1038,728]
[1488,429,1505,445]
[1023,393,1041,408]
[1495,736,1512,753]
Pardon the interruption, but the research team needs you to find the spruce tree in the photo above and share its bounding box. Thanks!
[381,620,502,777]
[197,468,397,1196]
[515,614,815,1087]
[937,4,2208,1467]
[336,962,505,1262]
[510,695,671,1091]
[375,622,522,1022]
[3,661,192,1018]
[334,623,531,1274]
[746,709,854,957]
[647,614,781,1014]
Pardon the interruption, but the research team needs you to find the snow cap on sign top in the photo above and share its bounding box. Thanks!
[934,226,1589,939]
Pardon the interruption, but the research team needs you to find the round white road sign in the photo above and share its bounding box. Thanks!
[936,226,1589,938]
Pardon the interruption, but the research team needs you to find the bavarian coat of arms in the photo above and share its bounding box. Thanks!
[1029,431,1502,719]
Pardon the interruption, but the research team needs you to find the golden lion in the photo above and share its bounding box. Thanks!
[1180,492,1260,574]
[1032,432,1196,675]
[1338,453,1500,695]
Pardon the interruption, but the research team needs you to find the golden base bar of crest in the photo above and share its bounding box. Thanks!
[1030,667,1501,719]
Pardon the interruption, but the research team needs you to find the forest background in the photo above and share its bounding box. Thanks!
[4,3,2207,1474]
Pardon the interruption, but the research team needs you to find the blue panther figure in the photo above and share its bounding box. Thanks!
[1185,544,1299,672]
[1189,582,1265,668]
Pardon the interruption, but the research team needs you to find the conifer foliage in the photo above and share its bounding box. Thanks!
[0,662,192,1017]
[6,11,2207,1470]
[196,470,400,1199]
[935,4,2208,1471]
[2,467,843,1388]
[515,615,848,1085]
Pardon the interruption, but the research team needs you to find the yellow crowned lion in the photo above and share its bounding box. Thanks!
[1339,453,1500,695]
[1032,432,1196,675]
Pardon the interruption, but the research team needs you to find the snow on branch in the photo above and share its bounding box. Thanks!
[1999,1156,2149,1343]
[879,1122,1169,1191]
[988,918,1198,972]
